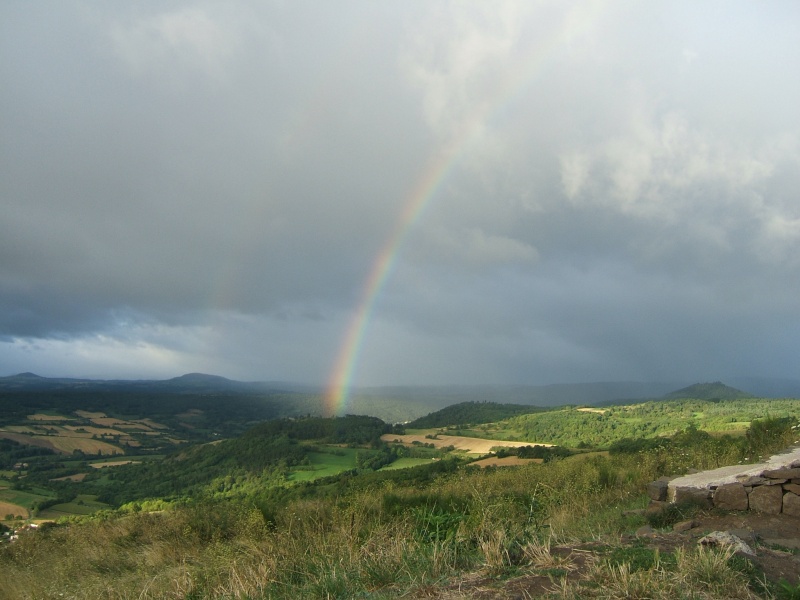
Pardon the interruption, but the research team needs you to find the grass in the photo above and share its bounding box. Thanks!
[379,457,434,470]
[0,487,54,510]
[1,417,796,599]
[38,495,111,519]
[288,448,359,481]
[778,580,800,600]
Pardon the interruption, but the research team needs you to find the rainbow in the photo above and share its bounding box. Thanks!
[324,5,604,415]
[323,139,466,415]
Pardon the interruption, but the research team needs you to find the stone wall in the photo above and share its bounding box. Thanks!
[650,447,800,517]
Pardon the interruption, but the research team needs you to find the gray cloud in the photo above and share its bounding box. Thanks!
[2,1,799,386]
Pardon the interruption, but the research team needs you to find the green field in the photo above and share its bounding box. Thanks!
[288,448,359,481]
[0,487,54,510]
[38,495,110,519]
[379,457,434,470]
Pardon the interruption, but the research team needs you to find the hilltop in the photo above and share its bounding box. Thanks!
[665,381,752,401]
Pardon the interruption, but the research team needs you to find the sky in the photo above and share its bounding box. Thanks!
[1,1,799,398]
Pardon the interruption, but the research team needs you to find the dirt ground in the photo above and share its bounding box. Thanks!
[428,512,800,599]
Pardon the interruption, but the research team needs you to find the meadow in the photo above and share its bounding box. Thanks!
[2,414,798,599]
[3,385,800,598]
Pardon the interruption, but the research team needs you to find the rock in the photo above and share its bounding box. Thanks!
[762,538,800,550]
[749,484,784,514]
[713,482,748,511]
[673,520,695,532]
[737,476,768,486]
[783,483,800,495]
[647,479,669,501]
[672,486,712,508]
[635,525,655,537]
[763,467,800,479]
[699,531,755,555]
[645,500,667,516]
[727,528,756,544]
[783,492,800,518]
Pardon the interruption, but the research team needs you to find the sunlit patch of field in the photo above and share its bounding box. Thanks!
[381,433,551,454]
[89,417,154,431]
[0,500,28,519]
[37,495,110,519]
[576,407,607,414]
[469,456,543,468]
[47,437,124,456]
[378,457,435,470]
[63,425,127,436]
[27,413,71,422]
[74,411,106,419]
[4,426,38,434]
[0,488,52,513]
[0,431,60,452]
[288,449,358,481]
[89,460,140,469]
[51,473,88,482]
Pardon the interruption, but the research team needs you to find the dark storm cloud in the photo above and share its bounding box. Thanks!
[1,1,799,385]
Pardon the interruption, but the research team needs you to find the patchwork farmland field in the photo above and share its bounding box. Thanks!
[0,411,183,459]
[0,431,123,456]
[469,455,543,468]
[0,500,28,518]
[381,433,550,454]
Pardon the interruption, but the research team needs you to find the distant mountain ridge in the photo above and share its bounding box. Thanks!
[3,373,800,424]
[663,381,751,400]
[0,372,299,394]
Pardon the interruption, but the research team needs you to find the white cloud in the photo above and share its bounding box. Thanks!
[108,6,243,79]
[414,226,539,270]
[400,1,529,139]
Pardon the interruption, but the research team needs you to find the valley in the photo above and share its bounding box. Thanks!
[2,374,800,598]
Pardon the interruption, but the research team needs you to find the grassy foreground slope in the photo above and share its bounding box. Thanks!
[2,410,799,598]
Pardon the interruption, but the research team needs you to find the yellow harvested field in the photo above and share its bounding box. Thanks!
[64,425,127,436]
[0,501,28,519]
[90,418,153,431]
[5,426,38,434]
[90,460,140,469]
[47,437,124,455]
[75,411,107,419]
[51,473,87,482]
[0,432,124,456]
[137,418,168,430]
[381,434,551,454]
[0,431,59,452]
[470,456,544,468]
[576,407,607,414]
[27,414,69,421]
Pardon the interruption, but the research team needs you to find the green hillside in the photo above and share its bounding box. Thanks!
[490,397,800,447]
[407,401,549,429]
[664,381,752,400]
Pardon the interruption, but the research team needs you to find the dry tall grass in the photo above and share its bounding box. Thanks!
[2,423,793,599]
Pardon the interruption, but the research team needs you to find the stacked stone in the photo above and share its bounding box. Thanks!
[712,463,800,516]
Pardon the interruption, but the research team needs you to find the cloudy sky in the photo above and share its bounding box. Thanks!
[1,1,799,391]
